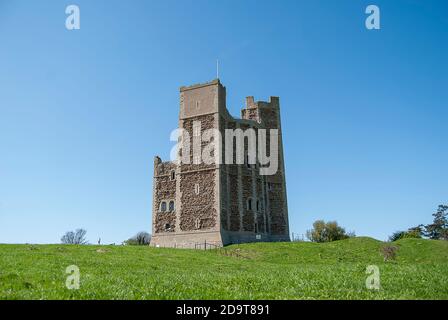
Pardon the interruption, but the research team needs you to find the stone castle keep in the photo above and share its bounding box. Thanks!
[151,79,290,248]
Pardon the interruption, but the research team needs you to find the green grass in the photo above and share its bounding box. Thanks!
[0,237,447,299]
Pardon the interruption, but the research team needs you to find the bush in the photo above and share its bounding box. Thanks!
[381,245,398,261]
[306,220,354,243]
[389,229,422,242]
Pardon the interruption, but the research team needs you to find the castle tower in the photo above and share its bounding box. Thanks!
[151,80,290,248]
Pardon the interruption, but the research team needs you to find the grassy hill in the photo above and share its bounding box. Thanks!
[0,237,447,300]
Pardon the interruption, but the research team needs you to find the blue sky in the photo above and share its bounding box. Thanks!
[0,0,447,244]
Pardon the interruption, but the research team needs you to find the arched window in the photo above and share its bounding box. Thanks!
[170,170,175,180]
[160,201,167,212]
[247,198,253,211]
[169,201,175,212]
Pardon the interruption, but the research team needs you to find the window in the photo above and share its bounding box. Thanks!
[170,170,175,180]
[160,201,167,212]
[195,101,200,110]
[195,218,201,230]
[247,198,253,211]
[246,154,251,168]
[195,184,200,195]
[268,182,273,191]
[256,200,260,212]
[165,224,171,231]
[169,201,175,212]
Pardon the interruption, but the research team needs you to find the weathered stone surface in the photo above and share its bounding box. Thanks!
[154,212,176,233]
[179,170,216,231]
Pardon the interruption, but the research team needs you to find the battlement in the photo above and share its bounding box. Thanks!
[180,79,223,92]
[153,156,177,177]
[245,96,280,109]
[241,96,280,123]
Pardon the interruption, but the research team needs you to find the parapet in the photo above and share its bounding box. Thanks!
[154,156,177,177]
[180,79,223,92]
[245,96,280,109]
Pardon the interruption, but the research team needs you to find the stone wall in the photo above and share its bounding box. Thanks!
[180,114,216,172]
[153,160,177,234]
[179,170,217,231]
[154,212,176,233]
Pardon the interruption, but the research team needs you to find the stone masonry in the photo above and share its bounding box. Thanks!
[151,79,290,248]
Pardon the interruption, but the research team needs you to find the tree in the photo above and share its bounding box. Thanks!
[408,224,425,237]
[306,220,326,243]
[61,229,88,245]
[125,232,151,246]
[442,229,448,241]
[424,205,448,240]
[136,232,151,245]
[306,220,354,243]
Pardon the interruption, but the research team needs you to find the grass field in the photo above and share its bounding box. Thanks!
[0,237,447,300]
